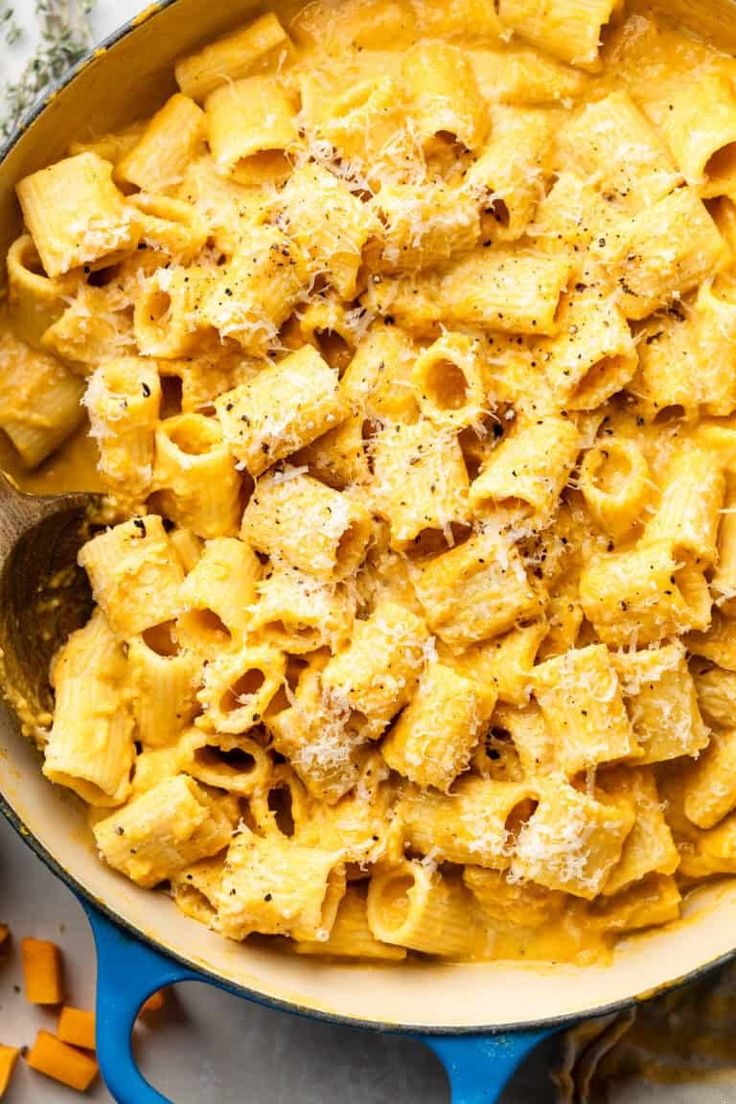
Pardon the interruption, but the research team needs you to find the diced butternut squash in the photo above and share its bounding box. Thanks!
[57,1007,96,1052]
[140,989,166,1015]
[26,1031,98,1092]
[21,938,64,1004]
[0,1045,19,1098]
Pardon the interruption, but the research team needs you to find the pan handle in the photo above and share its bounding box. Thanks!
[84,901,556,1104]
[83,902,199,1104]
[418,1030,555,1104]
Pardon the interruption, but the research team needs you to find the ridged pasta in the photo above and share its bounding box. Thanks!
[13,0,736,969]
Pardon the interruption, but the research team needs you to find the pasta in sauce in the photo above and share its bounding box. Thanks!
[4,0,736,964]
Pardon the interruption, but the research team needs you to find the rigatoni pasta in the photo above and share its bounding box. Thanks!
[216,346,342,474]
[175,12,289,102]
[93,775,233,887]
[44,611,134,807]
[241,470,371,579]
[496,0,621,69]
[205,76,298,186]
[381,660,491,791]
[0,328,84,467]
[17,152,141,277]
[115,94,206,194]
[84,356,161,507]
[152,413,244,538]
[5,233,83,347]
[367,862,481,958]
[10,0,736,969]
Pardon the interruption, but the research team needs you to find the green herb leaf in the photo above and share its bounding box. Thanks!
[1,3,23,47]
[1,0,97,141]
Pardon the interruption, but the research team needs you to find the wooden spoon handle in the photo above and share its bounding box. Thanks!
[0,471,102,565]
[0,472,40,562]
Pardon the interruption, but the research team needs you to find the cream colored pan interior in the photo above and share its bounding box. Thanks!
[2,0,736,1033]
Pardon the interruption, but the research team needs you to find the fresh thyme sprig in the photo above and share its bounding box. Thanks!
[1,3,23,48]
[1,0,98,142]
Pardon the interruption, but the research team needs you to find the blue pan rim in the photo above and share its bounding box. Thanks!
[0,0,735,1039]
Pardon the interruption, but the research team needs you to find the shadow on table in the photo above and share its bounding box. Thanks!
[136,980,559,1103]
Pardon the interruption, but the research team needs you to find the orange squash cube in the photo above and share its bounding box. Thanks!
[26,1031,98,1092]
[0,1045,19,1098]
[21,938,64,1004]
[58,1007,96,1052]
[140,989,166,1015]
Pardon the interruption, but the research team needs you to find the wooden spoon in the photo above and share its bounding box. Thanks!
[0,473,104,744]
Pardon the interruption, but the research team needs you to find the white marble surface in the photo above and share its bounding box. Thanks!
[1,0,144,93]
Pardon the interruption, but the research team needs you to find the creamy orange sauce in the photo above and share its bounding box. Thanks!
[2,422,102,496]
